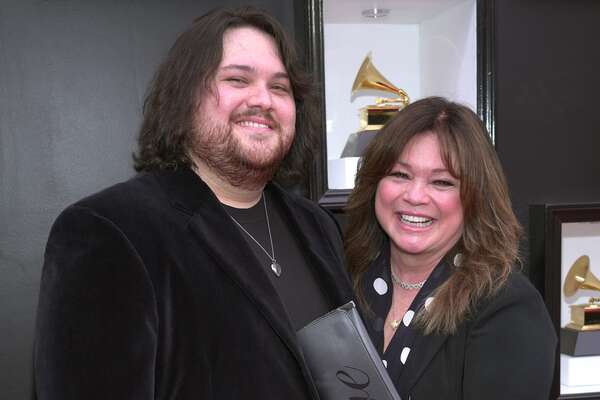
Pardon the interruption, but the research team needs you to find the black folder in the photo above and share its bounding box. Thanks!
[297,301,402,400]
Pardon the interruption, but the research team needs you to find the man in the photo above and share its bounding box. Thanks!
[34,7,353,400]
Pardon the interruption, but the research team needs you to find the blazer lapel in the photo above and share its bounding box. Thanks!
[155,168,352,399]
[388,260,454,397]
[396,332,449,396]
[193,203,305,359]
[155,168,302,361]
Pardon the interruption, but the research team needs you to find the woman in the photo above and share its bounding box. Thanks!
[345,97,556,400]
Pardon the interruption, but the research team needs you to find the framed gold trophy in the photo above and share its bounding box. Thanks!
[529,203,600,399]
[303,0,493,209]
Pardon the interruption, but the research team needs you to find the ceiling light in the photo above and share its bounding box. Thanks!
[361,7,390,19]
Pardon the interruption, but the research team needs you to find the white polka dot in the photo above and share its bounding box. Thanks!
[424,297,435,310]
[382,359,388,368]
[453,253,463,267]
[402,310,415,327]
[400,347,411,364]
[373,278,388,295]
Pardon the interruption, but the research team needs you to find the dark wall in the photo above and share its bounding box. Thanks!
[4,0,600,398]
[0,1,295,398]
[494,0,600,273]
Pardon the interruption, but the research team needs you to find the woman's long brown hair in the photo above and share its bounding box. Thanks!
[345,97,522,335]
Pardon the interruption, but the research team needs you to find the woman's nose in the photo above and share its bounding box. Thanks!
[402,180,429,205]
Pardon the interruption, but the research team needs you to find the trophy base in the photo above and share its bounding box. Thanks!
[341,130,379,158]
[560,353,600,387]
[328,157,361,190]
[561,326,600,356]
[359,105,400,131]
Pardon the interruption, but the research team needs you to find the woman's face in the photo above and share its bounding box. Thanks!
[375,132,464,263]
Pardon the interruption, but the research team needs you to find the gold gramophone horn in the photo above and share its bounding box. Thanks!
[563,255,600,297]
[351,52,409,105]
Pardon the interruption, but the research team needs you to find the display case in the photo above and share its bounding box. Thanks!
[529,203,600,399]
[304,0,495,209]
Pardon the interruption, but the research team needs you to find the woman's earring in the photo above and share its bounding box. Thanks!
[453,253,463,267]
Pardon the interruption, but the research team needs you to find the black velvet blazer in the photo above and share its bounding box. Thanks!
[34,167,354,400]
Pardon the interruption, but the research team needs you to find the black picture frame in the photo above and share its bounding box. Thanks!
[302,0,496,210]
[529,203,600,400]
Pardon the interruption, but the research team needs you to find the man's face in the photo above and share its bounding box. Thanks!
[192,26,296,188]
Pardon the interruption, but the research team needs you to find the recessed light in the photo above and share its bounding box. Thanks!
[362,7,390,19]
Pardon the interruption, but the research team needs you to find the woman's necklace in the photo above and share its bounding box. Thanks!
[390,267,427,290]
[389,266,426,330]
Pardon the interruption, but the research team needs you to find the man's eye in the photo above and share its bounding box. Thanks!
[272,84,291,94]
[225,77,247,85]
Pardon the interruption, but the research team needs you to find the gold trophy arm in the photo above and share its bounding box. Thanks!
[375,94,410,107]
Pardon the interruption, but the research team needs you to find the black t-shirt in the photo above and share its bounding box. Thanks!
[223,190,331,330]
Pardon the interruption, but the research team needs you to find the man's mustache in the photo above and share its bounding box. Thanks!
[232,108,280,130]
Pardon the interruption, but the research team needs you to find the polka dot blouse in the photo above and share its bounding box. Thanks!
[360,247,452,382]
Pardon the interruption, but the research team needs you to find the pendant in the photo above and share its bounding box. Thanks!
[390,319,401,330]
[271,261,282,277]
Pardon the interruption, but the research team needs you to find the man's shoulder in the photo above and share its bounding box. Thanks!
[57,170,204,236]
[74,172,164,213]
[50,170,196,249]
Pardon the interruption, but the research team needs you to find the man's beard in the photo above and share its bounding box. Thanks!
[191,114,292,190]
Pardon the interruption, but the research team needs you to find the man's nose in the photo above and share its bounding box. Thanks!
[246,84,273,110]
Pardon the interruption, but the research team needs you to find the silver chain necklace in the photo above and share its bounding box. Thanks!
[390,267,426,290]
[228,194,282,277]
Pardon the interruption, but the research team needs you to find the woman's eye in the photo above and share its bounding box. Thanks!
[432,179,455,187]
[390,171,409,179]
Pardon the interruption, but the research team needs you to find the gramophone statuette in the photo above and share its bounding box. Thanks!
[351,52,409,131]
[340,52,409,158]
[560,255,600,357]
[563,255,600,331]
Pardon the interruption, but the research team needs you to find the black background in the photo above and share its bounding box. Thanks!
[495,0,600,249]
[1,1,599,398]
[0,1,296,398]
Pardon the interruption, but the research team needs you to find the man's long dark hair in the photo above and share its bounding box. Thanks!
[133,6,318,185]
